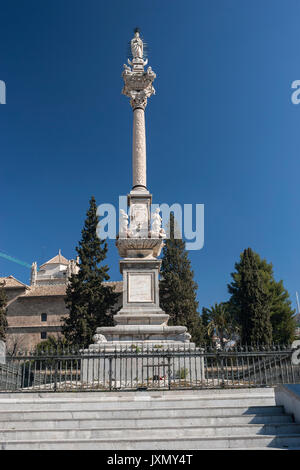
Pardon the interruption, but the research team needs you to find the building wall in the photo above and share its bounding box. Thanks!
[5,289,123,352]
[6,294,68,351]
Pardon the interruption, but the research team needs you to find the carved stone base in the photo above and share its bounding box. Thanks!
[93,324,192,344]
[116,238,164,258]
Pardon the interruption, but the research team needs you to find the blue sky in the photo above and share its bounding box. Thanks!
[0,0,300,313]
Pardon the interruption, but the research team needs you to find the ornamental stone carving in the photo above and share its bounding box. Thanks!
[93,333,107,344]
[119,209,129,237]
[129,203,148,238]
[116,238,164,258]
[122,32,156,111]
[122,78,156,110]
[151,208,166,239]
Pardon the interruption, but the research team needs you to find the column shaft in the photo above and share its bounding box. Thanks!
[132,108,146,190]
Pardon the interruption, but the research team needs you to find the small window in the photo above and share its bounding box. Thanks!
[41,313,47,322]
[41,332,47,340]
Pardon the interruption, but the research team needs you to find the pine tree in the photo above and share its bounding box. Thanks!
[228,249,295,345]
[228,248,272,345]
[160,213,204,345]
[62,196,118,347]
[0,282,8,342]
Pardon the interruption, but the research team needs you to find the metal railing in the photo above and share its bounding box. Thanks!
[0,363,22,390]
[0,345,299,392]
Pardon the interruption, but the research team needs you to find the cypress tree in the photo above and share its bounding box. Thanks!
[0,282,8,342]
[228,249,295,344]
[62,196,118,347]
[228,248,272,346]
[270,280,296,344]
[159,213,204,345]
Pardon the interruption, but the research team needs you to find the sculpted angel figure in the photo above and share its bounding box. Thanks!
[119,209,129,237]
[131,30,143,59]
[151,208,163,237]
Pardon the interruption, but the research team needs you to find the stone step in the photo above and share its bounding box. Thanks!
[0,396,275,411]
[0,405,284,421]
[0,387,275,400]
[0,412,292,430]
[2,434,300,450]
[1,423,300,441]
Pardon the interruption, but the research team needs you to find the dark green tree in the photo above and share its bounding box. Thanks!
[228,248,273,345]
[228,249,295,345]
[159,213,204,346]
[62,196,118,347]
[0,282,8,342]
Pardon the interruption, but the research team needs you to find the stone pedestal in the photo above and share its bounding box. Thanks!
[96,240,192,346]
[81,344,204,387]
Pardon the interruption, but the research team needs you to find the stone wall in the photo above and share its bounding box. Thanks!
[5,284,123,352]
[6,295,68,351]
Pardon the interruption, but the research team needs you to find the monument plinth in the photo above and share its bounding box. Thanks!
[88,29,194,350]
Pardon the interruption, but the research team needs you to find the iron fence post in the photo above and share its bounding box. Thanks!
[109,356,112,391]
[53,359,58,392]
[167,355,171,390]
[217,351,226,388]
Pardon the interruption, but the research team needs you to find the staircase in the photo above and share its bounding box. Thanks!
[1,388,300,449]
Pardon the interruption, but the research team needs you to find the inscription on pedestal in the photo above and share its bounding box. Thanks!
[128,273,153,303]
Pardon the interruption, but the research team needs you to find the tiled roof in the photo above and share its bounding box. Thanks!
[23,284,67,297]
[0,276,29,289]
[22,281,123,297]
[39,252,69,268]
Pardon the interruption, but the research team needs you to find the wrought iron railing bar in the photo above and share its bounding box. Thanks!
[214,353,218,387]
[291,355,296,384]
[262,353,268,386]
[103,347,106,389]
[194,350,198,387]
[119,345,122,388]
[4,359,9,390]
[285,355,291,384]
[267,351,273,385]
[251,353,257,386]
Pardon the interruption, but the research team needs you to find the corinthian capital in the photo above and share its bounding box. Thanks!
[122,65,156,110]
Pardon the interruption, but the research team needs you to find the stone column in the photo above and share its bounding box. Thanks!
[132,107,146,190]
[122,30,156,192]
